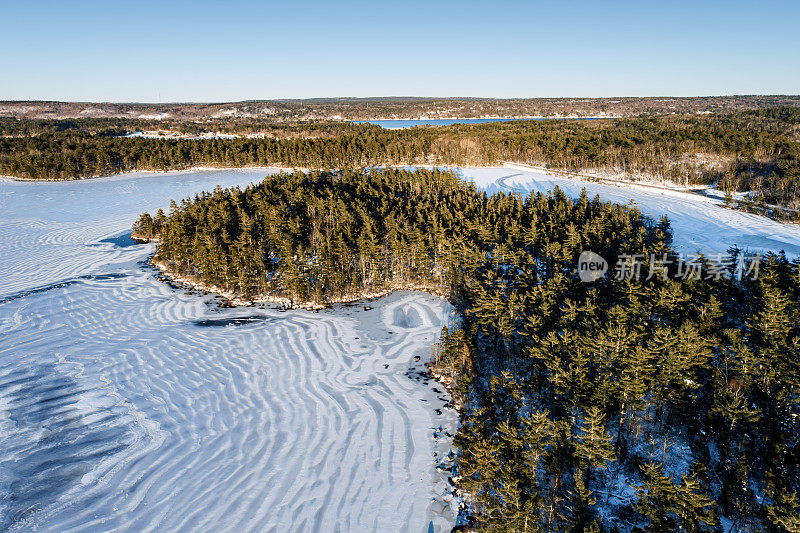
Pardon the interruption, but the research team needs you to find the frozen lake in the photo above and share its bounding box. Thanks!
[353,118,537,129]
[2,166,800,532]
[0,169,458,532]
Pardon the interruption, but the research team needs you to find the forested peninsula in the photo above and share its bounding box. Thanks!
[3,106,800,208]
[136,168,800,530]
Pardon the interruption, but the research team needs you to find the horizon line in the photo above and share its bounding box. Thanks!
[2,94,800,106]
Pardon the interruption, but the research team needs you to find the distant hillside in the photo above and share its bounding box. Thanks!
[2,107,799,209]
[2,95,799,122]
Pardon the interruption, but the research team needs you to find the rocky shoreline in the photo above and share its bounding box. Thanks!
[146,255,450,310]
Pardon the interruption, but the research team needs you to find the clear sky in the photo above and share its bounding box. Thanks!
[2,0,798,102]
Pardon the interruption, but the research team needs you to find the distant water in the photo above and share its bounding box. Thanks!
[354,117,602,129]
[354,118,538,129]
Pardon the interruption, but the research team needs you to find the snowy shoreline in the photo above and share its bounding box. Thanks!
[6,160,794,224]
[0,165,301,183]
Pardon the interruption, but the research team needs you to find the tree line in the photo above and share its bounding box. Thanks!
[137,168,800,530]
[3,108,800,205]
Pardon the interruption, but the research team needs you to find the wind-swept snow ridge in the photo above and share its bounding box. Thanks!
[0,275,455,531]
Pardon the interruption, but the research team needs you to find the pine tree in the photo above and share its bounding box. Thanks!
[570,406,615,527]
[767,488,800,533]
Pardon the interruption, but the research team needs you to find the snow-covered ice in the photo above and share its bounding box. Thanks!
[0,169,458,532]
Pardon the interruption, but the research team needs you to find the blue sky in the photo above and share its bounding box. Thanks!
[1,0,798,101]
